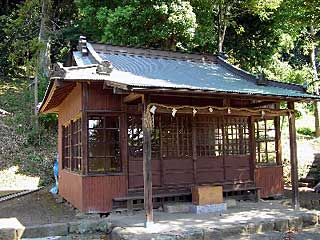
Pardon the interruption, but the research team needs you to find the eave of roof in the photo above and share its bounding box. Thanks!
[39,39,320,113]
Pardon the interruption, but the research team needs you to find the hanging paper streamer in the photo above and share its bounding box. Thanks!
[172,108,177,117]
[150,105,157,115]
[145,103,292,129]
[193,108,197,116]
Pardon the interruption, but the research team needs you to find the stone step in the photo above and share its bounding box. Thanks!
[0,218,113,239]
[110,212,320,240]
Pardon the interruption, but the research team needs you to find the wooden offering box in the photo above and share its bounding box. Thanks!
[192,185,223,205]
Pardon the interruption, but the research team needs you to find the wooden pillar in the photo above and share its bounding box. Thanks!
[81,82,88,175]
[288,102,299,210]
[142,95,153,227]
[275,117,282,165]
[192,120,197,184]
[249,116,256,182]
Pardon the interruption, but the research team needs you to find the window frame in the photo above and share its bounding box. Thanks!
[62,117,82,173]
[255,117,277,166]
[87,113,122,175]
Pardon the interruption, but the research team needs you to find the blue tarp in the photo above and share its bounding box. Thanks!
[50,154,59,194]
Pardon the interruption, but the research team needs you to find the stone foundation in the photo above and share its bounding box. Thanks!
[190,203,227,214]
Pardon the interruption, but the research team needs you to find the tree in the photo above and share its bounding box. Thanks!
[34,0,51,129]
[274,0,320,136]
[206,0,282,53]
[75,0,197,50]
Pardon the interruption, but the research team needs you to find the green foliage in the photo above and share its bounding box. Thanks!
[97,1,197,50]
[190,0,218,53]
[297,127,315,136]
[0,0,42,77]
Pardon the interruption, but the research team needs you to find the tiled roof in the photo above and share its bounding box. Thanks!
[67,43,318,99]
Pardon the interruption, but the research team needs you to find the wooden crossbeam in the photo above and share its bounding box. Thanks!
[124,93,143,103]
[246,101,277,108]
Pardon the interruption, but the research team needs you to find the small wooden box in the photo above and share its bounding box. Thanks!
[192,185,223,205]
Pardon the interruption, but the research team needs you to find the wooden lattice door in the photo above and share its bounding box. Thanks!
[127,114,253,190]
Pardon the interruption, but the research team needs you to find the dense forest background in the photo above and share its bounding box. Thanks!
[0,0,319,184]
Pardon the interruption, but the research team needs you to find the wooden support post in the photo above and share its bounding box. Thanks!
[192,120,197,184]
[249,116,256,182]
[275,114,282,165]
[81,82,88,175]
[288,102,299,210]
[142,95,153,227]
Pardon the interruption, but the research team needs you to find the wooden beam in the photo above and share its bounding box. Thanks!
[288,102,299,210]
[142,95,153,227]
[246,101,277,108]
[54,79,67,88]
[124,93,143,103]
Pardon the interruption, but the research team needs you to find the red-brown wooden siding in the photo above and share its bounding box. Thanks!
[87,83,121,111]
[57,84,83,209]
[82,175,127,213]
[59,171,83,210]
[255,166,284,198]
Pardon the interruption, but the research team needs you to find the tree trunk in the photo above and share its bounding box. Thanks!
[310,26,320,137]
[217,4,227,53]
[34,0,50,129]
[216,2,230,54]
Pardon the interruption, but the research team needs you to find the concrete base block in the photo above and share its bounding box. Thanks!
[288,217,303,231]
[69,219,112,234]
[23,223,68,238]
[225,199,237,208]
[0,218,25,240]
[302,213,318,227]
[190,203,227,214]
[261,221,275,232]
[164,202,192,213]
[274,219,289,232]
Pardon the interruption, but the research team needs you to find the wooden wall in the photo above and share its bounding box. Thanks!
[59,171,83,210]
[82,175,127,213]
[57,83,83,209]
[255,166,284,198]
[87,83,122,111]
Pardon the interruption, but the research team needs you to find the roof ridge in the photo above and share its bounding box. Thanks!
[90,42,218,64]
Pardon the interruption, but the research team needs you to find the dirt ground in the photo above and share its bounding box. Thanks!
[0,188,77,226]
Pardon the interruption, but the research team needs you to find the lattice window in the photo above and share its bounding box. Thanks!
[127,114,160,159]
[88,115,121,173]
[62,124,71,170]
[195,115,223,157]
[71,119,82,171]
[255,118,276,165]
[128,115,143,158]
[62,118,82,172]
[224,117,250,155]
[160,115,192,158]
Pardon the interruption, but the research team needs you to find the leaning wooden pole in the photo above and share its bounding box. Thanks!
[288,102,299,210]
[142,95,153,227]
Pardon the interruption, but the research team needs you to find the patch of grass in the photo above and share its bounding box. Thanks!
[297,127,315,137]
[0,78,57,187]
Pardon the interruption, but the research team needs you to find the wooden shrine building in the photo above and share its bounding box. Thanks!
[40,37,319,224]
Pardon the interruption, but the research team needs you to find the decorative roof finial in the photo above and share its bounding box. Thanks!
[96,60,113,75]
[256,72,267,85]
[78,36,88,57]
